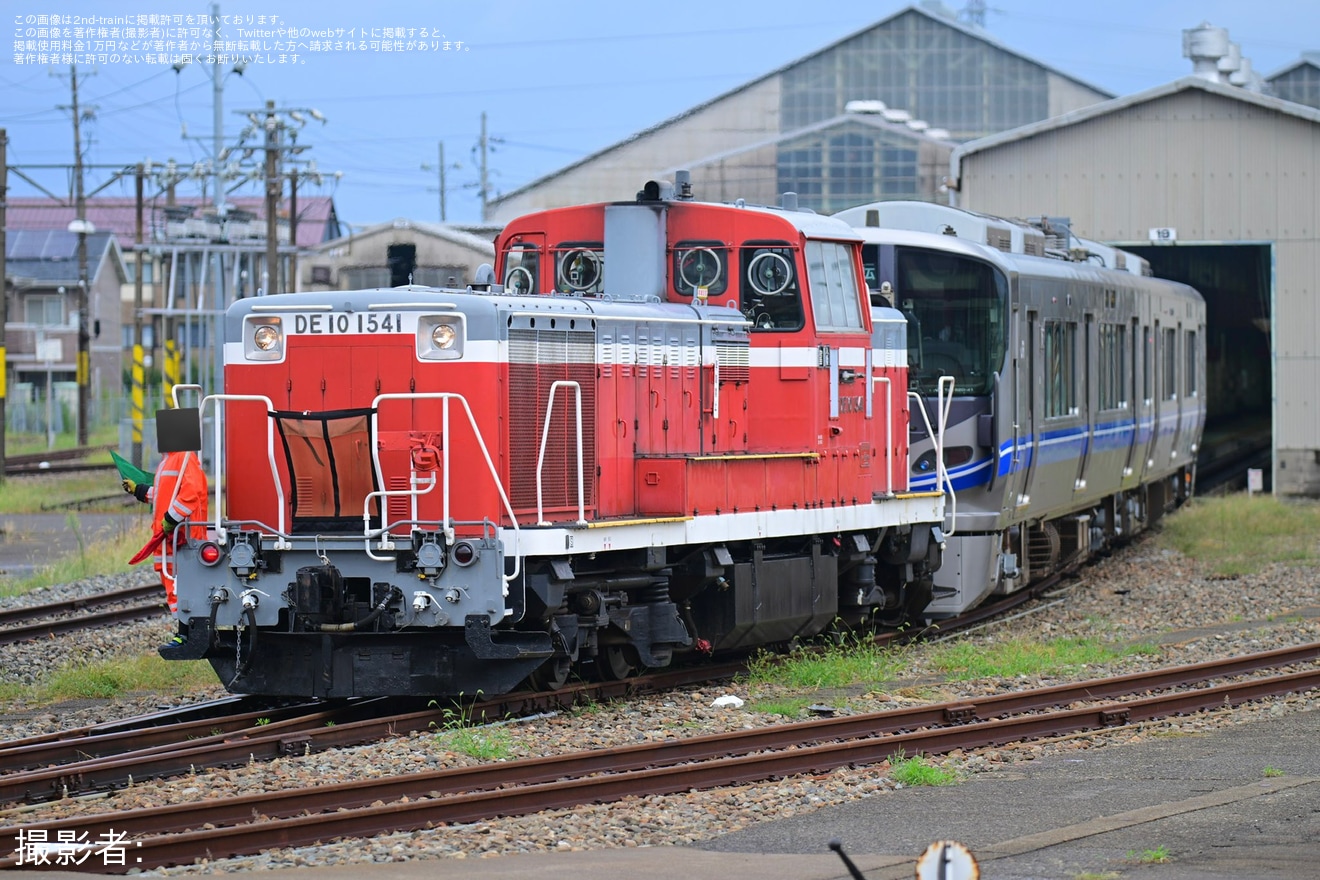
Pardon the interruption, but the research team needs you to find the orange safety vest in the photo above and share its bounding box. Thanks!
[147,450,209,612]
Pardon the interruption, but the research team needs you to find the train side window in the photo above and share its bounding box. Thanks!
[1044,320,1077,418]
[1185,330,1198,396]
[739,243,803,332]
[1098,323,1128,410]
[503,244,539,294]
[804,240,864,331]
[1162,327,1177,400]
[1142,326,1152,403]
[554,242,604,295]
[672,240,728,298]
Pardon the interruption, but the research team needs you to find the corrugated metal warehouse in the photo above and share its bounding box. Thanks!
[950,76,1320,495]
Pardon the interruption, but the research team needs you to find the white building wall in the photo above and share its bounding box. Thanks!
[488,78,781,224]
[956,86,1320,494]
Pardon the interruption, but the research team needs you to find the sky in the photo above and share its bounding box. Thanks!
[3,0,1317,232]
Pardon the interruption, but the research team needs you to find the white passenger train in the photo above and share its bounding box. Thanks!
[837,202,1205,616]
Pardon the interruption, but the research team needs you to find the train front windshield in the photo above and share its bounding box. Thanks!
[893,247,1006,396]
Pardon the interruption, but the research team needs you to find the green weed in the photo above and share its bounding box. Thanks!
[749,696,816,718]
[7,654,216,703]
[888,751,958,786]
[1160,495,1320,576]
[746,632,907,691]
[1263,766,1285,777]
[929,636,1155,681]
[429,696,512,760]
[1127,845,1170,864]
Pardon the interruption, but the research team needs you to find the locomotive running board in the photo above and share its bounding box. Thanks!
[464,615,554,660]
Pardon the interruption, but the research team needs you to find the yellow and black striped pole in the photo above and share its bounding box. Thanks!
[130,343,145,465]
[164,338,180,408]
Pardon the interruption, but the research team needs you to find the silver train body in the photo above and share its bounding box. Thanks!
[836,202,1206,616]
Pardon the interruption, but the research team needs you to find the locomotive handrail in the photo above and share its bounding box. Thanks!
[536,381,586,526]
[370,392,522,587]
[170,382,204,409]
[870,376,893,495]
[199,393,288,547]
[909,377,958,537]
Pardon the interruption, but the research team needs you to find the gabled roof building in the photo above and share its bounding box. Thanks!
[487,3,1112,222]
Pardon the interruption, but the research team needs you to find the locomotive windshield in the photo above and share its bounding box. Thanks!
[892,247,1006,396]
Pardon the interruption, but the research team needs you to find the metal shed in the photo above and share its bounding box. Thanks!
[950,76,1320,496]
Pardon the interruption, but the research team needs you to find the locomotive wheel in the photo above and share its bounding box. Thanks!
[528,654,573,691]
[594,644,636,681]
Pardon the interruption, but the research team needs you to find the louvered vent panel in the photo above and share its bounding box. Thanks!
[717,341,751,384]
[386,476,411,527]
[508,327,597,516]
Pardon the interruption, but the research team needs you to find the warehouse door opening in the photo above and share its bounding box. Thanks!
[1126,242,1272,488]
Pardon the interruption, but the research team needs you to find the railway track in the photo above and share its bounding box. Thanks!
[0,579,1058,804]
[0,585,165,647]
[2,643,1316,873]
[2,446,116,477]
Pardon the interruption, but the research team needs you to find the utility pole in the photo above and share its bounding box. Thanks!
[262,99,280,294]
[211,2,226,218]
[440,142,449,223]
[0,128,8,480]
[131,164,146,466]
[287,169,298,291]
[478,112,489,219]
[70,64,91,447]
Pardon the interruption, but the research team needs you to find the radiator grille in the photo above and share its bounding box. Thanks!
[717,340,750,384]
[508,328,597,514]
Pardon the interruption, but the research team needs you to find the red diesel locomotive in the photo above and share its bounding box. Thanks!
[167,176,945,697]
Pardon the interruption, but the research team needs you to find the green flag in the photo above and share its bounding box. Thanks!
[111,450,154,486]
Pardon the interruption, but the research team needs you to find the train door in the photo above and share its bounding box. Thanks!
[1015,309,1040,509]
[1000,301,1030,515]
[1169,322,1184,455]
[1140,322,1158,478]
[1074,313,1095,492]
[1121,316,1141,485]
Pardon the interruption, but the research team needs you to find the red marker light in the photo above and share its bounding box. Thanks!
[451,542,476,566]
[199,542,224,566]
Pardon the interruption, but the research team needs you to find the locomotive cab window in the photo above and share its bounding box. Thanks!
[554,242,604,295]
[672,241,728,298]
[893,247,1007,396]
[503,243,539,294]
[739,242,803,331]
[804,240,864,332]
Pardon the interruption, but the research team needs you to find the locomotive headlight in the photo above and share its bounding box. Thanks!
[243,316,284,361]
[253,325,279,350]
[432,323,457,349]
[417,315,464,361]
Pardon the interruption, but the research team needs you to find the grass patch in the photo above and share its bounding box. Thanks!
[1263,766,1285,777]
[430,699,514,760]
[1160,494,1320,576]
[0,472,138,515]
[5,423,120,459]
[1127,845,1170,864]
[3,654,217,704]
[929,636,1156,681]
[0,514,155,599]
[749,695,817,718]
[746,635,907,691]
[889,751,958,786]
